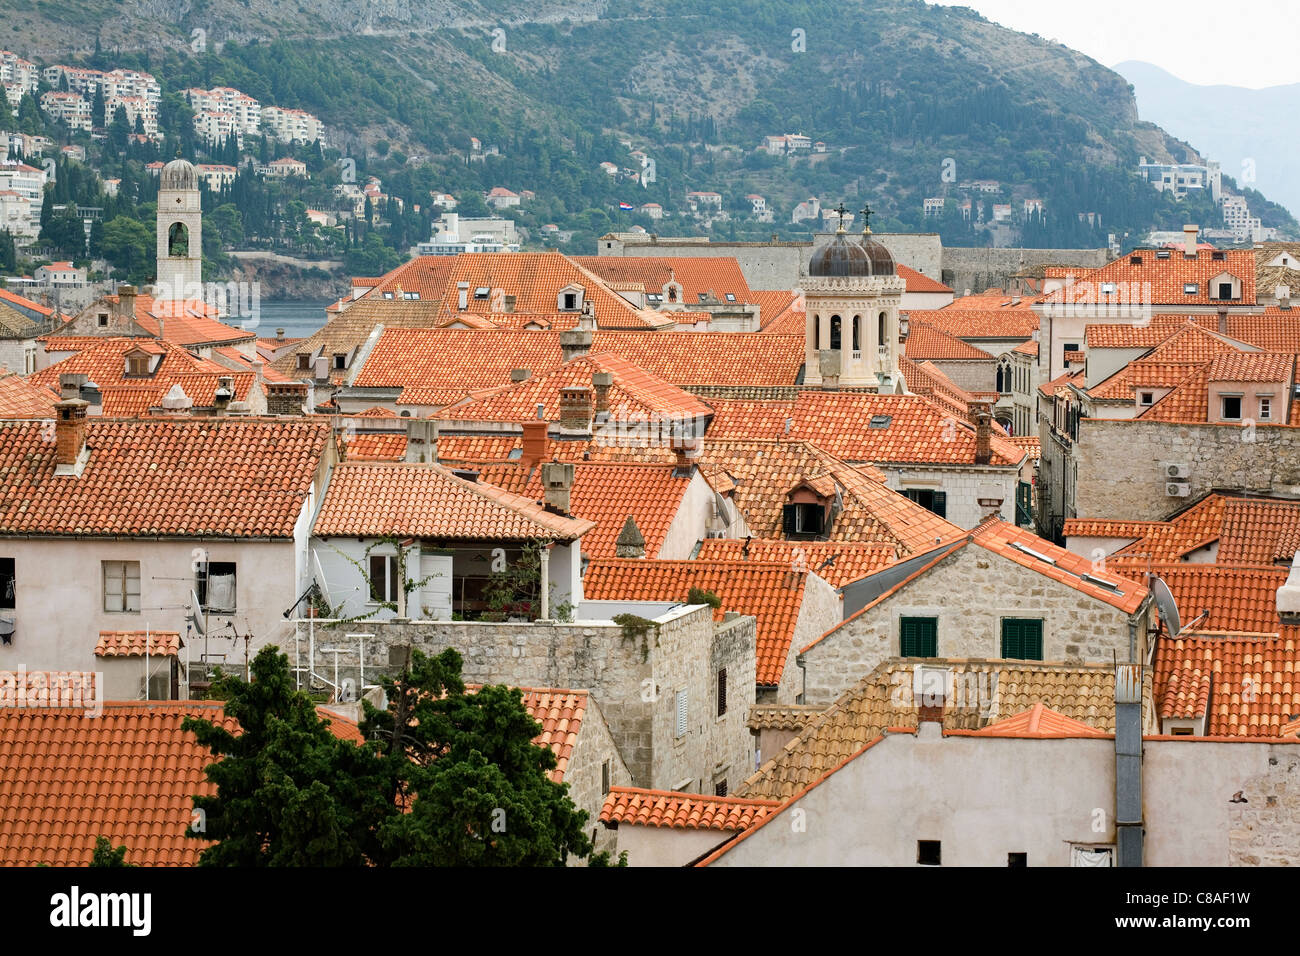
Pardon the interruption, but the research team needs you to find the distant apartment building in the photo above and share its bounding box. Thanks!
[416,212,519,254]
[194,164,238,191]
[1023,198,1044,217]
[254,157,308,178]
[260,105,325,146]
[34,261,86,285]
[923,197,945,217]
[192,110,242,147]
[485,187,520,209]
[106,94,158,138]
[992,203,1012,222]
[792,197,820,224]
[0,190,34,238]
[39,91,92,131]
[762,133,813,156]
[0,161,46,235]
[1137,157,1222,202]
[0,51,40,94]
[1221,194,1265,243]
[185,87,262,137]
[640,202,664,220]
[747,194,773,222]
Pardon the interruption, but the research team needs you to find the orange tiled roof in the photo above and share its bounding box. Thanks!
[1109,561,1289,634]
[1005,435,1040,458]
[1205,351,1294,383]
[695,537,899,588]
[1136,354,1296,424]
[0,373,58,418]
[702,439,964,554]
[571,256,753,303]
[899,358,980,422]
[1042,249,1257,306]
[599,787,780,830]
[0,418,329,538]
[313,461,595,541]
[95,630,182,657]
[352,328,805,405]
[0,700,360,865]
[128,295,255,346]
[903,308,1038,339]
[962,702,1109,738]
[704,393,1025,467]
[514,686,589,783]
[904,322,994,361]
[1154,635,1300,736]
[435,352,712,424]
[342,432,406,461]
[752,290,801,332]
[474,462,692,559]
[896,264,952,294]
[1102,494,1300,567]
[583,558,810,686]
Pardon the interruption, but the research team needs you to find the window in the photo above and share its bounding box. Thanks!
[1170,727,1193,736]
[103,560,141,613]
[0,557,13,610]
[675,690,688,738]
[900,617,938,657]
[714,779,728,797]
[601,760,611,795]
[196,561,236,613]
[369,554,399,603]
[1183,283,1198,294]
[297,353,311,370]
[829,314,841,350]
[1140,392,1154,406]
[125,355,150,377]
[717,668,727,717]
[1260,397,1272,420]
[917,840,941,866]
[1001,618,1044,660]
[1071,846,1114,867]
[474,287,490,299]
[333,353,347,371]
[1218,282,1234,299]
[1221,395,1242,420]
[903,488,947,518]
[878,312,887,346]
[1099,283,1116,295]
[697,293,708,303]
[562,292,577,310]
[725,293,736,302]
[1063,342,1079,357]
[1008,852,1027,867]
[97,312,109,327]
[782,503,824,537]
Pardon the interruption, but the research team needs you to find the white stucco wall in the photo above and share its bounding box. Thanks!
[613,823,736,867]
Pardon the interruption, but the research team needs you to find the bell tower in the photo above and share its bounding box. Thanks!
[155,157,202,305]
[801,204,905,390]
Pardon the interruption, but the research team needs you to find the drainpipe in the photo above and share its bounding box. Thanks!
[1115,662,1144,867]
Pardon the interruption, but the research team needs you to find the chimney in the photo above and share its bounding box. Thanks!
[1114,664,1144,867]
[510,368,531,383]
[160,382,193,414]
[404,418,438,463]
[503,294,516,313]
[970,401,992,465]
[58,372,86,402]
[558,385,592,437]
[115,285,137,325]
[1183,224,1198,257]
[521,418,549,466]
[1278,285,1292,310]
[266,382,307,416]
[592,370,612,415]
[560,327,593,363]
[53,393,90,477]
[275,327,286,343]
[615,515,645,558]
[457,281,469,311]
[213,376,234,411]
[541,461,575,514]
[1218,307,1228,335]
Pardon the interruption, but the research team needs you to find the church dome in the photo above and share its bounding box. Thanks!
[858,233,895,276]
[160,158,198,191]
[808,230,873,278]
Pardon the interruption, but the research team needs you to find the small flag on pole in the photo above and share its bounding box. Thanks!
[619,202,635,211]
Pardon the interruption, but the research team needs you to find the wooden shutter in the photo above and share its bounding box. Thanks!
[900,617,937,657]
[675,690,688,738]
[932,491,947,519]
[782,504,798,535]
[717,668,727,716]
[1001,619,1043,660]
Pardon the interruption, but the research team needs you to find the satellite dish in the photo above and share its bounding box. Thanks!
[1150,576,1181,636]
[187,589,206,635]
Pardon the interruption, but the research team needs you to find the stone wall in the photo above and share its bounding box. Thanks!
[882,464,1020,531]
[561,693,632,855]
[1074,419,1300,522]
[775,572,843,703]
[800,544,1148,706]
[928,358,996,393]
[286,604,756,795]
[941,247,1111,296]
[1226,747,1300,866]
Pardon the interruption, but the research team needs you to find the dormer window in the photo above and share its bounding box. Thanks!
[297,353,311,371]
[558,285,584,312]
[125,354,151,377]
[1156,250,1171,259]
[782,502,824,537]
[1217,282,1234,299]
[725,293,736,302]
[382,292,394,299]
[1140,392,1154,406]
[333,353,347,371]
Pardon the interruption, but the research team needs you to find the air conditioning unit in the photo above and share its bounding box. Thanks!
[1166,482,1191,497]
[1165,463,1189,479]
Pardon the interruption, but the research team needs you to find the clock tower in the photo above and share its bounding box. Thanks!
[155,157,202,305]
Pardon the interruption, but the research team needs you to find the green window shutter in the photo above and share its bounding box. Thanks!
[1001,619,1043,660]
[901,617,937,657]
[932,491,947,519]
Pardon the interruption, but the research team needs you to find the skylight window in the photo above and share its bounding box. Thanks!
[1100,282,1117,294]
[1183,283,1198,294]
[474,287,490,299]
[1156,250,1171,259]
[725,293,736,302]
[868,414,892,428]
[1081,573,1121,593]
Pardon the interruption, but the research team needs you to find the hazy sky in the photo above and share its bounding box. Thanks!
[929,0,1300,88]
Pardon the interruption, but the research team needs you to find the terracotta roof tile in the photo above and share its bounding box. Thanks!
[599,787,780,830]
[705,393,1024,466]
[747,703,824,732]
[571,256,753,303]
[696,538,899,588]
[1154,635,1300,736]
[473,462,692,559]
[95,630,182,657]
[1109,560,1288,634]
[902,308,1038,339]
[0,373,58,418]
[1101,494,1300,567]
[896,264,952,294]
[961,702,1109,738]
[1042,249,1256,306]
[312,461,594,541]
[584,558,809,686]
[0,418,329,538]
[904,322,995,361]
[0,701,358,866]
[512,686,589,783]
